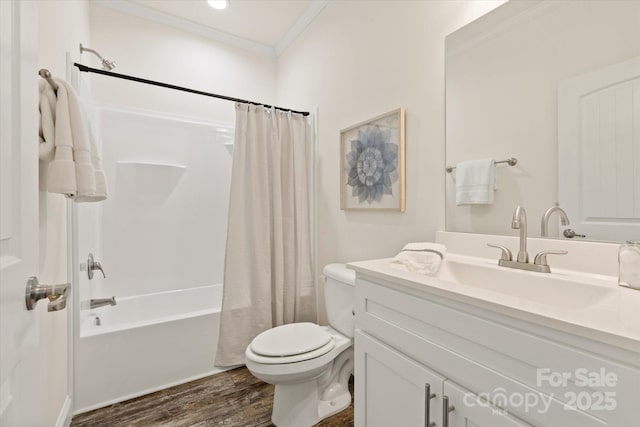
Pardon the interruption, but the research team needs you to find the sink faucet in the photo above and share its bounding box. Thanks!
[488,205,568,273]
[541,205,569,237]
[89,297,116,309]
[511,205,529,263]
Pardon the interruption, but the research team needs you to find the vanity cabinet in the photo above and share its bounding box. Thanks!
[356,330,531,427]
[353,274,639,427]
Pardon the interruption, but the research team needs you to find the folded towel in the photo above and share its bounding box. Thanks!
[455,158,496,205]
[39,77,107,202]
[392,242,446,275]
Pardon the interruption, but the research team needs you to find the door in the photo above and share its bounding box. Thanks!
[0,1,42,425]
[355,331,445,427]
[444,381,531,427]
[559,57,640,241]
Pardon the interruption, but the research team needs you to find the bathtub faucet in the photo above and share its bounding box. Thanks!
[90,297,117,309]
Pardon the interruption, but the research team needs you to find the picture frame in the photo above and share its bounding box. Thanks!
[340,108,405,211]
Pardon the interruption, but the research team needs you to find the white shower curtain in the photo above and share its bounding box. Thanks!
[215,103,316,367]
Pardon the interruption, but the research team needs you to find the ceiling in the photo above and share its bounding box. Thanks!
[125,0,324,55]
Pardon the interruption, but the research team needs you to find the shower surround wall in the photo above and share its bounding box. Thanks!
[86,107,232,300]
[74,106,233,411]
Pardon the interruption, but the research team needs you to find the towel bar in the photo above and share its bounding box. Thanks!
[446,157,517,173]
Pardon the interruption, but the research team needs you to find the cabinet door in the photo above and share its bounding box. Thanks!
[355,331,444,427]
[444,381,531,427]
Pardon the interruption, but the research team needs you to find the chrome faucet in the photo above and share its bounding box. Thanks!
[89,297,116,309]
[511,205,529,263]
[541,205,569,237]
[488,205,568,273]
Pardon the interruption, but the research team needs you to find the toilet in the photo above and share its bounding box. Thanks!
[245,263,355,427]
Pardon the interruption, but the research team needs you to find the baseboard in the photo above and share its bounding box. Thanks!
[55,396,72,427]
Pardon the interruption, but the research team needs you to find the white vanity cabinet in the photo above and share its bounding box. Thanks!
[353,272,640,427]
[356,329,531,427]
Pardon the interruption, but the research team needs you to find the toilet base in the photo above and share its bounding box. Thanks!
[270,347,353,427]
[271,377,352,427]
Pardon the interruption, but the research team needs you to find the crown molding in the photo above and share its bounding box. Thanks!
[275,0,329,57]
[93,0,277,58]
[446,0,565,58]
[93,0,329,59]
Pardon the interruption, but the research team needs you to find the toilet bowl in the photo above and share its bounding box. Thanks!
[245,264,355,427]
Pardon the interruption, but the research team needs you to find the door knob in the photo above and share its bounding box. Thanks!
[25,277,71,312]
[87,253,106,279]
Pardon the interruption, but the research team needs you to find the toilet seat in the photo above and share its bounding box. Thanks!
[247,323,336,365]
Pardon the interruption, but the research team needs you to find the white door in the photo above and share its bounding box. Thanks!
[0,1,43,425]
[355,331,445,427]
[559,57,640,241]
[444,381,532,427]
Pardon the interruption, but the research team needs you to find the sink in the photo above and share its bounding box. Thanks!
[394,257,616,309]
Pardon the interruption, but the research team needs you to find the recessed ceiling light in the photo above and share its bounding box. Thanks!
[207,0,228,10]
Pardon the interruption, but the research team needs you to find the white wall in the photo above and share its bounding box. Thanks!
[36,2,508,415]
[276,0,503,321]
[445,0,640,238]
[38,1,91,424]
[88,3,277,124]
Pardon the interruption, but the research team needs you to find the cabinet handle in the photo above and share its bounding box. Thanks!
[442,395,455,427]
[425,383,436,427]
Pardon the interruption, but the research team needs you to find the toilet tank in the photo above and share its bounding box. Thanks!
[323,263,356,338]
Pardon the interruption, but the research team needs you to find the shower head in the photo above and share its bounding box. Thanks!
[101,59,117,71]
[79,43,117,71]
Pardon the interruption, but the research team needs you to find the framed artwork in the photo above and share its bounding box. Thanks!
[340,108,405,211]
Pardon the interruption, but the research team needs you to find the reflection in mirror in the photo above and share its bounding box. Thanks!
[445,0,640,242]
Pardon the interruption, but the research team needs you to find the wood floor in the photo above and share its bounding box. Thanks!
[71,367,354,427]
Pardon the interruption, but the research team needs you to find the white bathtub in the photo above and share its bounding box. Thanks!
[75,284,227,413]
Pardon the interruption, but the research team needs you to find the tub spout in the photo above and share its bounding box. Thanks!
[89,297,117,309]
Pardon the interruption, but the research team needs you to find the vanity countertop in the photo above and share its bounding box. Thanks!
[348,255,640,355]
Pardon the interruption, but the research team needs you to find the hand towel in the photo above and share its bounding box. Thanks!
[39,77,107,202]
[455,158,496,205]
[392,242,446,275]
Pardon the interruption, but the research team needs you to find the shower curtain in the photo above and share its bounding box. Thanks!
[215,103,316,367]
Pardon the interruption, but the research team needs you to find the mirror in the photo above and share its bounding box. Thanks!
[445,0,640,242]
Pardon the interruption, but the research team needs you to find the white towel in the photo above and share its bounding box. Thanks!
[392,242,446,275]
[38,80,57,162]
[455,158,496,205]
[39,78,107,202]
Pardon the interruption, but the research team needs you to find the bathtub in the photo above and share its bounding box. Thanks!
[75,284,227,413]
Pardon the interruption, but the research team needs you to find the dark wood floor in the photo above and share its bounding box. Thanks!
[71,367,354,427]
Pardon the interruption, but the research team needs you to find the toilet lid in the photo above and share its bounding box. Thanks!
[246,339,336,365]
[250,322,333,357]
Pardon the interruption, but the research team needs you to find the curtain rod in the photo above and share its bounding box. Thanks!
[73,63,310,117]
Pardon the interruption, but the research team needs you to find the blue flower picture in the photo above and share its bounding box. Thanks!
[341,108,405,211]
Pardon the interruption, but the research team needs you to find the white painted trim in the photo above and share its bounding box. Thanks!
[93,0,276,58]
[446,0,564,57]
[274,0,329,56]
[311,107,319,288]
[54,396,72,427]
[93,0,327,59]
[65,53,75,426]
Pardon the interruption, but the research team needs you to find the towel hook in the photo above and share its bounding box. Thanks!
[38,69,59,93]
